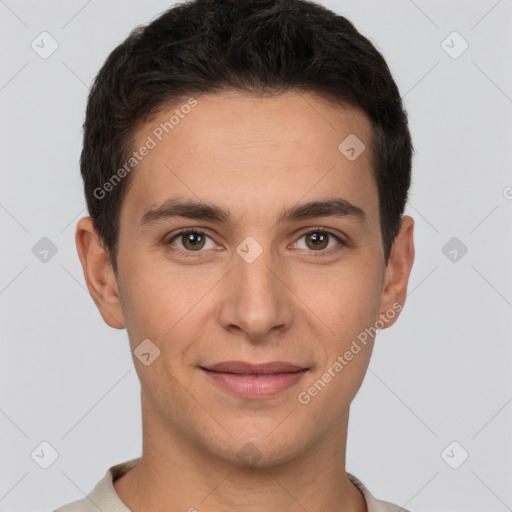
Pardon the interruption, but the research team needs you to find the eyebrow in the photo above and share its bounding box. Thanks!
[140,196,367,227]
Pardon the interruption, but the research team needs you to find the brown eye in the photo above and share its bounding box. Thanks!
[305,232,329,250]
[293,229,345,252]
[181,232,205,250]
[167,229,214,252]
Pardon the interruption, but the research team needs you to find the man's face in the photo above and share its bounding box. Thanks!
[92,91,411,465]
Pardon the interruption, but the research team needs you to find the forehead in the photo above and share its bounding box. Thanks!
[120,91,378,227]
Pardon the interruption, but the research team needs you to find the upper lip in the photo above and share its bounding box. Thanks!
[202,361,307,375]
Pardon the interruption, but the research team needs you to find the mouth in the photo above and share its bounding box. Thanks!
[200,361,308,399]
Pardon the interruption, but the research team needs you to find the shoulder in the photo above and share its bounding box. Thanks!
[54,497,91,512]
[53,458,140,512]
[347,472,410,512]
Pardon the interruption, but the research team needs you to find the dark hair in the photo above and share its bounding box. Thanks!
[81,0,413,275]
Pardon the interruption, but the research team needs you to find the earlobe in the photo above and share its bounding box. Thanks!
[75,216,126,329]
[378,215,415,329]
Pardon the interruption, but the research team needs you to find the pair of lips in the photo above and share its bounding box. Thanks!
[202,361,307,375]
[201,361,309,399]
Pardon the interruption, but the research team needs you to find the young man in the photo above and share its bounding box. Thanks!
[56,0,415,510]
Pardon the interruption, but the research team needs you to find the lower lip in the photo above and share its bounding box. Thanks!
[202,368,307,399]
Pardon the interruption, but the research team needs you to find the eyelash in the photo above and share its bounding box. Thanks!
[165,227,347,258]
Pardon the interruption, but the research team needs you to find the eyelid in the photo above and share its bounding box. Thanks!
[165,226,347,255]
[165,227,217,255]
[291,226,347,255]
[294,226,347,243]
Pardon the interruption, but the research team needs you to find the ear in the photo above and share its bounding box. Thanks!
[75,216,126,329]
[377,215,415,329]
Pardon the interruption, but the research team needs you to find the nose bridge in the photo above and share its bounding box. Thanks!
[218,237,292,340]
[237,238,277,296]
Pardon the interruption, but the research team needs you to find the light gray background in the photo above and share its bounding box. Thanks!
[1,1,511,511]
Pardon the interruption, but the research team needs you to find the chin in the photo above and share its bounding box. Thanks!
[200,424,307,469]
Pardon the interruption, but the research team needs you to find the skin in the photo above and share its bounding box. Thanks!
[76,90,414,512]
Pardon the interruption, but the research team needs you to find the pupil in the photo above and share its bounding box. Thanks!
[309,232,327,249]
[185,232,203,249]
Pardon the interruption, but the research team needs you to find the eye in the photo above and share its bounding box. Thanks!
[291,229,345,252]
[166,228,216,252]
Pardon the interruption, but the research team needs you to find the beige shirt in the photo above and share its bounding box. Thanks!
[54,458,409,512]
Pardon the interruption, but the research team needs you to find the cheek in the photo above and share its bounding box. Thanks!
[118,256,219,356]
[294,260,382,339]
[297,281,380,416]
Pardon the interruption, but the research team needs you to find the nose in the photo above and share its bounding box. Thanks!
[216,242,294,343]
